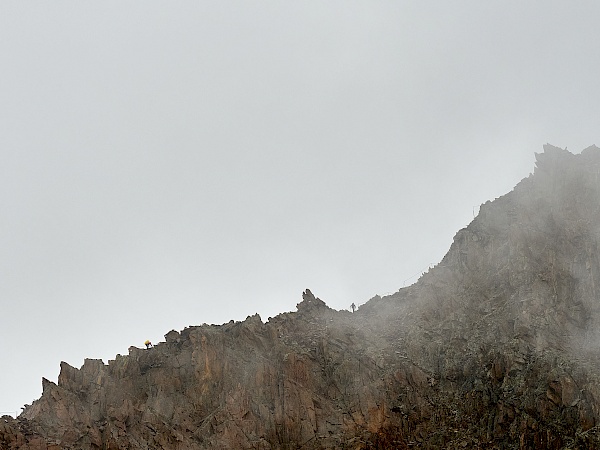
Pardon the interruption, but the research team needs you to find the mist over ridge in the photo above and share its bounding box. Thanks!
[2,144,600,448]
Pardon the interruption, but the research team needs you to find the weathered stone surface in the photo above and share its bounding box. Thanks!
[3,144,600,449]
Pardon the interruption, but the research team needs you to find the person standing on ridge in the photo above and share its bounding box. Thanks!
[351,303,356,313]
[145,340,153,349]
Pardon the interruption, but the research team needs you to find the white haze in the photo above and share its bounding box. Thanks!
[1,2,599,415]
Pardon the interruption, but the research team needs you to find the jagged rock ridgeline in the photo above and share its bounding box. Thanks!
[2,144,600,449]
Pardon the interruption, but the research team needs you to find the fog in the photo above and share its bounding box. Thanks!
[1,2,599,416]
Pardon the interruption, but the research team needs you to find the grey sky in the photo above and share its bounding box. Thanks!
[1,2,599,415]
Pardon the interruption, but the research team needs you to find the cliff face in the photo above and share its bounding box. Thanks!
[3,144,600,449]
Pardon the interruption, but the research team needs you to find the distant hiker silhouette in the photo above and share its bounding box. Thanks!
[144,340,153,349]
[351,303,356,313]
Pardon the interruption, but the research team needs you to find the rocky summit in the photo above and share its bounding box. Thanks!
[3,144,600,449]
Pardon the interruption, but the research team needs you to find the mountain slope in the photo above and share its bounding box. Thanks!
[3,144,600,449]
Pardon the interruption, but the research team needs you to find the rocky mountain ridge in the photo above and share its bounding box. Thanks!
[2,144,600,449]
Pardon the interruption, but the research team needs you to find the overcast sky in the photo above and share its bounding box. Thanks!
[1,2,599,415]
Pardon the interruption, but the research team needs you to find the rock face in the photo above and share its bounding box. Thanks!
[3,144,600,449]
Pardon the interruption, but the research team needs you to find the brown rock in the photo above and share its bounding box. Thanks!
[8,145,600,449]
